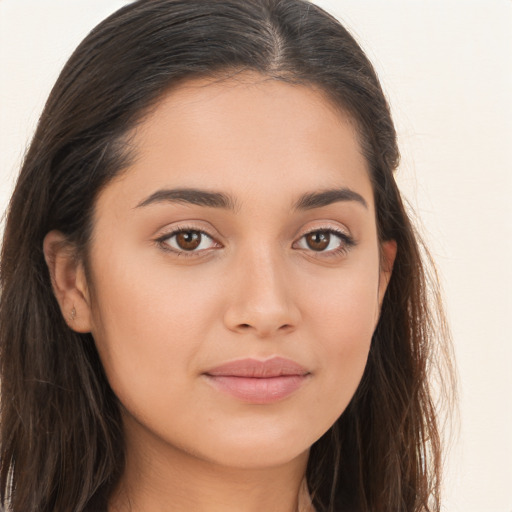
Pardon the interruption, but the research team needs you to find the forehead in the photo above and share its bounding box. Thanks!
[105,73,374,213]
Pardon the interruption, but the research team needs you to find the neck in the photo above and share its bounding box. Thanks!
[108,420,314,512]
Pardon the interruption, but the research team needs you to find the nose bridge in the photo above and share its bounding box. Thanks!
[223,241,300,337]
[243,245,285,301]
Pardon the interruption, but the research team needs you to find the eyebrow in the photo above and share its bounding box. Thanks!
[293,188,368,210]
[136,188,238,210]
[135,186,368,211]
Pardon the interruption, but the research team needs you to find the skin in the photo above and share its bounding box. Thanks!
[44,73,396,512]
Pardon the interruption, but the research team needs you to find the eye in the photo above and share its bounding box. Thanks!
[294,228,354,255]
[158,228,219,255]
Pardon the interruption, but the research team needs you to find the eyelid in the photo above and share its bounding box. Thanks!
[300,224,351,239]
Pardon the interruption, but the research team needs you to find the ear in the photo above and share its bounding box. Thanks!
[43,230,93,333]
[378,239,397,307]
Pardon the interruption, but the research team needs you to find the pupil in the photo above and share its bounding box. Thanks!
[307,231,329,251]
[177,231,201,250]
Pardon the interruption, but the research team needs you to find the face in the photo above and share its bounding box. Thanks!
[79,74,394,470]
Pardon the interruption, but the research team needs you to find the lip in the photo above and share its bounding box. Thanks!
[203,357,310,404]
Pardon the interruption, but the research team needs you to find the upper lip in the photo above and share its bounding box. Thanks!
[204,357,309,378]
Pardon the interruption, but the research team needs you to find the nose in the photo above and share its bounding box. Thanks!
[223,247,301,338]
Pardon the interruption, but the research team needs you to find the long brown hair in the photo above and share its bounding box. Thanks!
[0,1,454,510]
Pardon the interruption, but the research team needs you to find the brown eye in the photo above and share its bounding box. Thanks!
[305,231,330,251]
[294,228,353,255]
[175,231,202,250]
[161,229,217,254]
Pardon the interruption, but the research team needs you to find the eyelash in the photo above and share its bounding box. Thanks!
[156,225,355,259]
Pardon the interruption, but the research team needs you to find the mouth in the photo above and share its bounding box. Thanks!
[203,357,310,404]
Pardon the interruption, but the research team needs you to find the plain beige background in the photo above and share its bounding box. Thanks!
[1,1,511,510]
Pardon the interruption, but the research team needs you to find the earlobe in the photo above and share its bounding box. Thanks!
[43,230,93,333]
[378,239,397,306]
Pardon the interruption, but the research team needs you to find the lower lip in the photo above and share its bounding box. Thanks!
[204,375,308,404]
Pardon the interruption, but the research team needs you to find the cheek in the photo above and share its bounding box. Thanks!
[302,259,380,420]
[305,255,380,345]
[87,249,223,398]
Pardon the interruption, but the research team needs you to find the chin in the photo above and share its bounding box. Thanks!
[188,420,323,470]
[206,442,310,470]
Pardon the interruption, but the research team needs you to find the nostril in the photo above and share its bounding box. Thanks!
[237,323,293,332]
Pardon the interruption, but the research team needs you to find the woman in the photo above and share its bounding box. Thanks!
[0,0,453,511]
